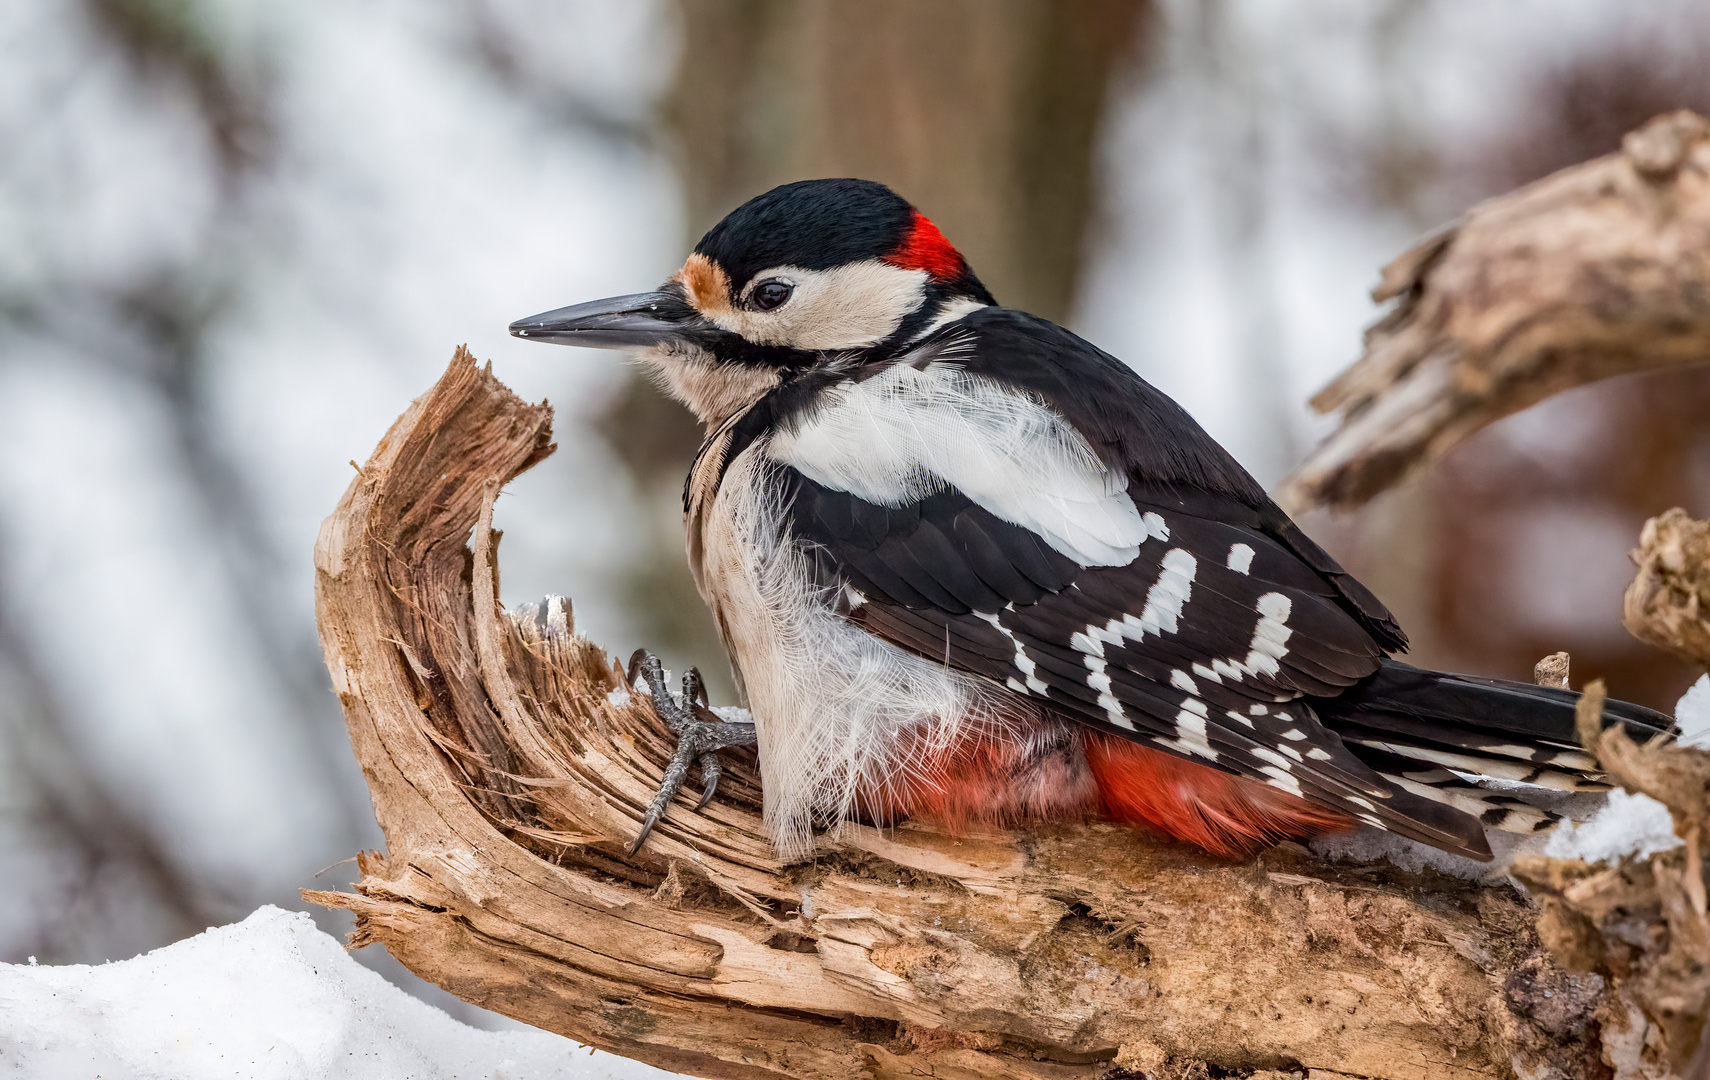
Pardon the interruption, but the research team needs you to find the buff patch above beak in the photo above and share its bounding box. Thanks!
[674,254,735,319]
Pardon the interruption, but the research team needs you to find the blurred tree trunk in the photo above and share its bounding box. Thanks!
[600,0,1155,697]
[669,0,1154,322]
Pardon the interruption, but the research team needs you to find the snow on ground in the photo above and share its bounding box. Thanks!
[0,906,678,1080]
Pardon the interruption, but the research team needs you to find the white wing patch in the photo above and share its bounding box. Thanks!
[1160,698,1219,761]
[1069,548,1198,659]
[1188,591,1295,686]
[767,363,1149,566]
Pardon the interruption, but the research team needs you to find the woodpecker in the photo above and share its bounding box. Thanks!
[511,177,1673,862]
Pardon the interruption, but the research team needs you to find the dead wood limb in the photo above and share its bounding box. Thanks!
[307,349,1620,1079]
[1513,676,1710,1077]
[1280,110,1710,513]
[1512,510,1710,1077]
[1625,509,1710,671]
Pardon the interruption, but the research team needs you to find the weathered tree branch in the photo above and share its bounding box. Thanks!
[1280,110,1710,513]
[307,349,1629,1079]
[1512,667,1710,1076]
[1626,509,1710,671]
[1506,510,1710,1079]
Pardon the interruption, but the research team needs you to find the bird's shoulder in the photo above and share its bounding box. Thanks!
[942,306,1405,652]
[941,307,1273,507]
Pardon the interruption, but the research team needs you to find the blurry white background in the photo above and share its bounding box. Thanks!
[3,0,1708,1044]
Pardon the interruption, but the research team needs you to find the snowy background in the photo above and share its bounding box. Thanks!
[3,1,1710,1077]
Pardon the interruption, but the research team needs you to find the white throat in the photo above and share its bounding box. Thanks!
[631,345,782,429]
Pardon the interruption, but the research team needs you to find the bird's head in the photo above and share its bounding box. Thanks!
[510,178,994,426]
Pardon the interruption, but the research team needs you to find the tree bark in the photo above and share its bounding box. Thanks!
[308,349,1625,1080]
[1279,110,1710,515]
[1625,510,1710,673]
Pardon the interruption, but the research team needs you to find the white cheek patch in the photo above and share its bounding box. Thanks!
[708,261,930,350]
[768,363,1151,567]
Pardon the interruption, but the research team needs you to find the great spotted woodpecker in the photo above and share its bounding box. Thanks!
[511,177,1673,862]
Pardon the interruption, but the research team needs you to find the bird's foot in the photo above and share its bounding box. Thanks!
[625,649,757,855]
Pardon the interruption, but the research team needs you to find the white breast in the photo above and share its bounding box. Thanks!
[687,436,1011,858]
[766,362,1148,567]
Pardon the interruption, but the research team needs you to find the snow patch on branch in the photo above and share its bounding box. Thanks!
[1677,674,1710,747]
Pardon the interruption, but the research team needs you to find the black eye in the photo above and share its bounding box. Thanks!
[752,281,792,311]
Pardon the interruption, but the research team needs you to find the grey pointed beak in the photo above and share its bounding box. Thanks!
[508,290,702,349]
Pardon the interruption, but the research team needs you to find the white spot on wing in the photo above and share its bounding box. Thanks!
[1260,768,1304,796]
[1067,548,1199,664]
[1201,591,1295,685]
[1070,626,1106,658]
[977,611,1049,694]
[1226,543,1255,574]
[1140,549,1197,635]
[1252,746,1295,771]
[1083,654,1132,728]
[1160,697,1218,761]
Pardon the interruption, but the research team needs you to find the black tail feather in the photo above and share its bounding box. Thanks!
[1327,661,1675,743]
[1312,660,1676,858]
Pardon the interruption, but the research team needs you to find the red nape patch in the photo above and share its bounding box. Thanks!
[883,209,966,280]
[1084,733,1353,858]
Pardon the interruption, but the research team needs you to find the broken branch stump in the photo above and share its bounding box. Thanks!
[1280,110,1710,513]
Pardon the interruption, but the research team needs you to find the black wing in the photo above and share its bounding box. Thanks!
[727,304,1647,858]
[781,467,1493,857]
[945,307,1407,651]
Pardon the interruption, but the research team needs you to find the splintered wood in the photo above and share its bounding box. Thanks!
[1626,508,1710,671]
[1513,670,1710,1079]
[307,349,1624,1079]
[1280,110,1710,513]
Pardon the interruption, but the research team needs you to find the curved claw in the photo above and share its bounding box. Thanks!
[629,732,697,855]
[626,648,653,690]
[683,666,709,709]
[628,650,687,731]
[695,751,722,809]
[629,808,663,855]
